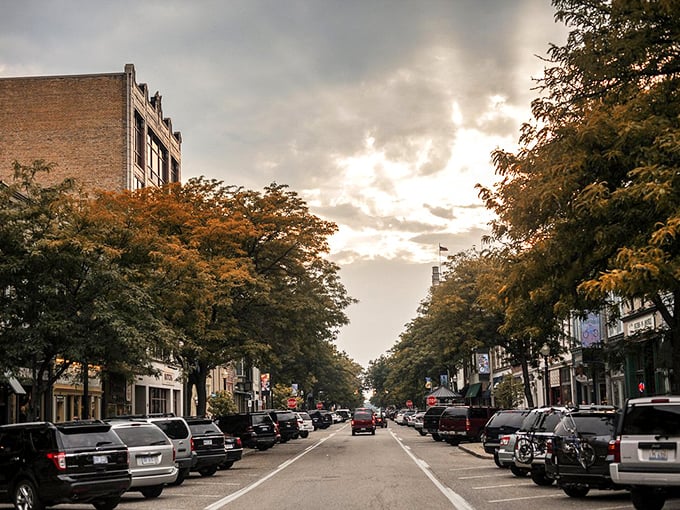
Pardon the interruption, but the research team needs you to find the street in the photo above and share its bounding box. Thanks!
[5,421,680,510]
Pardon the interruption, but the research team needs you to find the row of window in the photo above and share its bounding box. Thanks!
[134,111,179,189]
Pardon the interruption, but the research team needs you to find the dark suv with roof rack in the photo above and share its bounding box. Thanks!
[215,412,277,450]
[0,420,130,510]
[183,417,229,476]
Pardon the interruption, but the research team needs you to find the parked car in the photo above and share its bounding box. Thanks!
[264,410,300,442]
[108,414,193,486]
[374,410,387,428]
[438,406,499,445]
[295,412,314,438]
[183,417,228,476]
[307,409,333,429]
[413,411,426,435]
[498,431,524,475]
[545,405,620,498]
[0,420,130,510]
[214,412,277,451]
[609,396,680,510]
[335,409,351,422]
[221,434,243,469]
[351,409,376,436]
[423,406,448,441]
[404,410,418,427]
[107,420,178,499]
[513,406,567,486]
[483,409,532,467]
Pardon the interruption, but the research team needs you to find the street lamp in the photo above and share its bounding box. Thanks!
[540,343,551,406]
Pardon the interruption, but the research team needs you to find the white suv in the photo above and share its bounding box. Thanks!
[609,396,680,510]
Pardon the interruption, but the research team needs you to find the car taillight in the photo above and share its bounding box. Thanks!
[191,437,195,452]
[465,417,471,431]
[236,437,242,448]
[351,420,356,426]
[47,451,67,471]
[608,438,620,463]
[546,438,553,455]
[500,435,510,446]
[172,447,176,462]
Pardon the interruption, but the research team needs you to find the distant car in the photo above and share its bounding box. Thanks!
[331,412,343,423]
[374,411,387,428]
[108,420,178,499]
[351,409,376,436]
[0,420,130,510]
[609,396,680,510]
[545,405,620,498]
[183,417,229,476]
[307,409,333,429]
[263,410,300,442]
[438,406,499,445]
[295,412,314,438]
[483,409,532,467]
[335,409,351,422]
[423,406,448,441]
[413,412,426,435]
[214,412,277,451]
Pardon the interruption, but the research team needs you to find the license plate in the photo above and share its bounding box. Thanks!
[93,455,108,464]
[650,450,669,461]
[225,444,234,449]
[138,455,159,466]
[204,439,212,445]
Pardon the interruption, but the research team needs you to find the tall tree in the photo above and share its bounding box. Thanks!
[479,1,680,390]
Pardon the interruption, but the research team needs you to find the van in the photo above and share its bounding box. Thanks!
[437,406,499,445]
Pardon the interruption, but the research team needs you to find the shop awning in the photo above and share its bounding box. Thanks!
[465,382,481,398]
[8,377,26,395]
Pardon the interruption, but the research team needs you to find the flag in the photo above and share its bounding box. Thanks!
[425,377,432,389]
[439,244,449,252]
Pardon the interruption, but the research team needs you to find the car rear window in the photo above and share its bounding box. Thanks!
[113,425,170,447]
[251,414,272,426]
[188,422,222,435]
[354,412,372,420]
[554,414,616,437]
[298,412,311,420]
[487,411,529,428]
[442,408,467,418]
[151,419,190,439]
[622,404,680,435]
[59,429,124,449]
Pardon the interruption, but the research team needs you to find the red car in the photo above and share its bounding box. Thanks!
[351,410,376,436]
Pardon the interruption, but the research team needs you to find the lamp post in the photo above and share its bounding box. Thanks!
[540,343,551,406]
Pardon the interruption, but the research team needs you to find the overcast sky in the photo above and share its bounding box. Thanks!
[1,1,568,368]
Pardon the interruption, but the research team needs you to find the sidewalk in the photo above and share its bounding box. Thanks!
[458,442,494,460]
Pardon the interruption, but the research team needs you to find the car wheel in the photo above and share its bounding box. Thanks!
[352,430,356,436]
[493,451,502,468]
[140,486,163,499]
[13,479,44,510]
[169,467,189,486]
[257,444,268,451]
[419,430,427,436]
[562,484,590,498]
[220,461,234,470]
[93,496,122,510]
[371,429,375,435]
[510,465,529,477]
[199,466,218,477]
[432,433,443,442]
[300,431,309,438]
[530,470,554,486]
[630,488,666,510]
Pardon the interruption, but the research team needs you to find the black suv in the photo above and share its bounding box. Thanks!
[307,409,333,429]
[264,410,300,442]
[0,420,130,510]
[545,405,620,498]
[215,412,277,450]
[482,409,532,467]
[183,417,228,476]
[423,406,448,442]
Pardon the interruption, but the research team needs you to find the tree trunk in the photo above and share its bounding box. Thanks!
[671,290,680,394]
[521,357,535,408]
[188,364,209,417]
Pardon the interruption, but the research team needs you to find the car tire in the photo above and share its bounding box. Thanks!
[13,478,44,510]
[199,466,218,477]
[432,433,443,442]
[510,465,529,477]
[371,429,375,435]
[300,431,309,438]
[493,451,502,468]
[220,461,234,469]
[418,430,426,436]
[562,484,590,498]
[93,496,122,510]
[169,467,189,486]
[140,486,163,499]
[630,488,666,510]
[352,430,356,436]
[530,470,554,486]
[257,445,268,451]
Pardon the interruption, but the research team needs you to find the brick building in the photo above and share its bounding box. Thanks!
[0,64,183,422]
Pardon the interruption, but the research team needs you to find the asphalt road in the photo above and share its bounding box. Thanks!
[4,421,680,510]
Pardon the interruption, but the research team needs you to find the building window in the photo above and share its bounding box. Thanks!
[171,158,180,183]
[149,387,169,414]
[147,130,167,187]
[134,176,145,189]
[134,112,145,168]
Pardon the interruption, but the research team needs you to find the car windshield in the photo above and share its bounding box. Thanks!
[354,412,372,420]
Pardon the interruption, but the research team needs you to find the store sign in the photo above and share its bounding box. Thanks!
[627,314,654,337]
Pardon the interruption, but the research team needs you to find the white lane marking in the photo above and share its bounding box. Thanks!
[203,427,344,510]
[472,483,535,489]
[489,493,564,503]
[390,429,476,510]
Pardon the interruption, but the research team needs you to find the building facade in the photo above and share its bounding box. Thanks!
[0,64,183,422]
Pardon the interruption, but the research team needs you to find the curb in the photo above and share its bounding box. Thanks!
[458,444,493,460]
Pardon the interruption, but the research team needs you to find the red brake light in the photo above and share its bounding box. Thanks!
[608,439,620,463]
[651,398,670,404]
[172,447,176,462]
[236,437,242,448]
[47,451,67,471]
[500,435,510,446]
[546,438,553,455]
[190,437,195,452]
[465,417,471,432]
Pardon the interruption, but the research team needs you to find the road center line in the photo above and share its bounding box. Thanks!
[390,429,476,510]
[203,428,342,510]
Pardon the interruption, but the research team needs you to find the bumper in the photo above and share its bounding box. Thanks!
[192,452,228,470]
[47,474,131,503]
[130,466,178,488]
[610,463,680,486]
[226,448,243,462]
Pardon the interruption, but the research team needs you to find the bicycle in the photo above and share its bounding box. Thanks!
[561,412,596,469]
